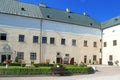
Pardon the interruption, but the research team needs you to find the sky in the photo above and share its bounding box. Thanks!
[19,0,120,22]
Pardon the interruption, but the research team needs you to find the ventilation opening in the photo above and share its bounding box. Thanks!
[21,8,25,11]
[90,23,93,26]
[47,15,50,18]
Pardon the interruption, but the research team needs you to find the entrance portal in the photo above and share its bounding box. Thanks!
[1,55,11,62]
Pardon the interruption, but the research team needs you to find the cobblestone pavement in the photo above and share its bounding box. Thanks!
[0,65,120,80]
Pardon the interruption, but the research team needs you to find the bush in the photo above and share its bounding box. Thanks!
[9,63,21,66]
[34,63,53,67]
[0,68,51,75]
[67,67,92,74]
[0,63,6,66]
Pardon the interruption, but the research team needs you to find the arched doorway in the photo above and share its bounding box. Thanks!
[56,57,62,64]
[0,44,13,63]
[70,57,74,65]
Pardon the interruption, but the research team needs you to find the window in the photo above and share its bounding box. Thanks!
[17,52,24,60]
[0,33,7,40]
[104,42,107,47]
[42,37,47,43]
[109,55,113,61]
[57,52,60,56]
[33,36,38,43]
[100,48,102,53]
[65,54,69,57]
[84,56,87,63]
[113,40,117,46]
[61,38,66,45]
[30,53,36,60]
[93,55,97,61]
[93,42,97,47]
[72,39,76,46]
[64,58,69,64]
[84,40,88,47]
[19,34,24,42]
[50,37,55,44]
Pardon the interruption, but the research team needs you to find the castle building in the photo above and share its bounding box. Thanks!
[0,0,118,65]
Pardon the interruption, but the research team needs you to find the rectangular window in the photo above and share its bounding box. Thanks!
[33,36,38,43]
[30,52,37,60]
[104,42,107,47]
[84,55,87,63]
[93,55,97,61]
[72,39,76,46]
[93,42,97,47]
[65,54,69,56]
[61,38,66,45]
[42,37,47,44]
[19,34,24,42]
[0,33,7,40]
[84,40,88,47]
[109,55,113,61]
[17,52,24,60]
[50,37,55,44]
[113,40,117,46]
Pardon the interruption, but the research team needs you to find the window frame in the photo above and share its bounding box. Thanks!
[61,38,66,45]
[18,34,25,42]
[93,41,97,47]
[0,33,7,41]
[72,39,76,46]
[30,52,37,60]
[42,37,47,44]
[113,40,117,46]
[84,40,88,47]
[50,37,55,44]
[17,52,24,60]
[33,36,39,43]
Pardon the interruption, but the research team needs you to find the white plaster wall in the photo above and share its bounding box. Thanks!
[42,20,101,37]
[103,25,120,65]
[0,14,40,29]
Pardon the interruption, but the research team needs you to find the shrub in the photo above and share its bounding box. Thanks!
[67,67,92,74]
[34,63,53,67]
[0,68,51,75]
[9,63,21,66]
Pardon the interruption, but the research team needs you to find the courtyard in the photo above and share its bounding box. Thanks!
[0,65,120,80]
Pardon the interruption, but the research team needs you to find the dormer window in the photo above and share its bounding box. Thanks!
[90,23,93,26]
[21,8,26,11]
[47,15,50,18]
[68,16,71,19]
[115,18,118,21]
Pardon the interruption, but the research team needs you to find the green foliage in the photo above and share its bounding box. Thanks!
[34,63,53,67]
[15,57,18,63]
[67,67,92,74]
[0,68,51,75]
[9,63,21,66]
[0,63,92,75]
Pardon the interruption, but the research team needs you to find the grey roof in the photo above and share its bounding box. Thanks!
[101,16,120,29]
[0,0,101,28]
[0,0,42,18]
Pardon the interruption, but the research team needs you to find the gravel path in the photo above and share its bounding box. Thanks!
[0,65,120,80]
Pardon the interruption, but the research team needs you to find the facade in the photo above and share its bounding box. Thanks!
[0,0,119,65]
[102,16,120,65]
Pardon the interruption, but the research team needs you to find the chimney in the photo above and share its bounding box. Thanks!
[66,8,70,13]
[83,12,88,16]
[39,3,46,8]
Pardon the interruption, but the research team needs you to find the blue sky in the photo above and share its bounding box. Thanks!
[19,0,120,22]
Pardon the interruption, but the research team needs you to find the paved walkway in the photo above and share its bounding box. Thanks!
[0,65,120,80]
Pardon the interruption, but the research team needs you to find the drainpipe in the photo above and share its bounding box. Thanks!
[40,19,43,63]
[101,28,103,64]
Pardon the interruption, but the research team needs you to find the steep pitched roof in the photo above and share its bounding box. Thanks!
[0,0,101,29]
[0,0,42,18]
[101,16,120,29]
[40,7,101,28]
